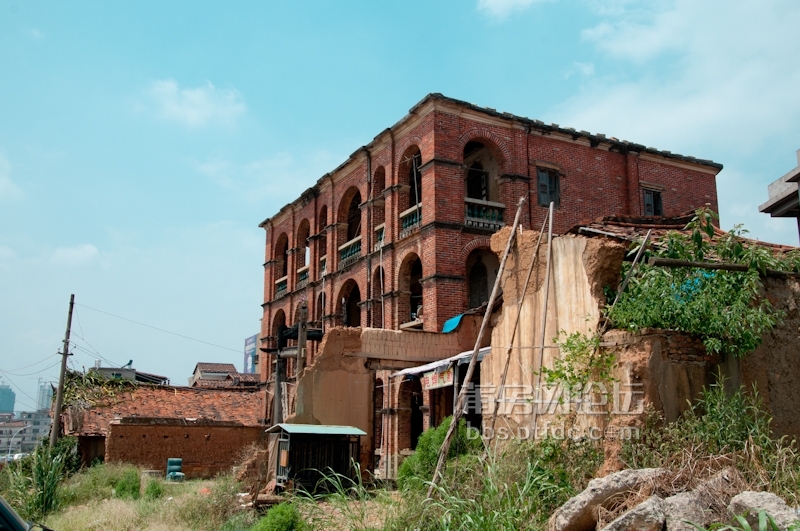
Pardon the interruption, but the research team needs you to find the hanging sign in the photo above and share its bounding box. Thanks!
[422,367,454,390]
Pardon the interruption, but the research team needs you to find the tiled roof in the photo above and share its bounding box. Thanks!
[195,363,238,374]
[63,385,266,436]
[570,215,798,253]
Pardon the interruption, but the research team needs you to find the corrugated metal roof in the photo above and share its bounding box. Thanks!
[390,346,491,378]
[266,423,366,436]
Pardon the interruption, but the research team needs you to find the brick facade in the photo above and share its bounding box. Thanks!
[258,93,721,385]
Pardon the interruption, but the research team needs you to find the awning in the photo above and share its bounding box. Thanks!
[266,423,367,436]
[390,346,491,378]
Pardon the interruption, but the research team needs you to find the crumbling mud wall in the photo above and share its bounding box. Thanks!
[733,277,800,438]
[288,326,468,472]
[106,419,263,479]
[481,228,625,436]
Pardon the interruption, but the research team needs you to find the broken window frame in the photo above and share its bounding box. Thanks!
[643,188,663,216]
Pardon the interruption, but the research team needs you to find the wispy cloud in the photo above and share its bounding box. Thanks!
[146,79,246,128]
[563,61,595,79]
[549,0,800,243]
[51,244,99,266]
[193,151,341,205]
[476,0,549,19]
[0,152,23,202]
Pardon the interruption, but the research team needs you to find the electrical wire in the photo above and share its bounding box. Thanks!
[2,353,59,373]
[0,360,62,377]
[75,303,240,353]
[0,371,42,410]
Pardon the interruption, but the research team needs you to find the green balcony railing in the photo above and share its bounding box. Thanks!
[464,198,505,231]
[399,205,421,239]
[338,237,362,270]
[296,267,309,289]
[275,276,288,298]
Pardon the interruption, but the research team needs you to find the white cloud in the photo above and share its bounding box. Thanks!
[51,244,99,266]
[477,0,548,19]
[0,152,23,202]
[563,61,595,79]
[146,79,246,128]
[548,0,800,244]
[193,151,341,205]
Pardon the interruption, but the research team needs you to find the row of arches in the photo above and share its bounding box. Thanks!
[271,140,505,297]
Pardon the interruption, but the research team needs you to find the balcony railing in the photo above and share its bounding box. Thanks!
[319,255,327,277]
[274,275,288,298]
[373,224,385,252]
[399,204,422,239]
[296,266,309,290]
[464,198,505,231]
[338,236,362,270]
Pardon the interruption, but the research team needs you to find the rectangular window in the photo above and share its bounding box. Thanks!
[537,169,560,208]
[643,189,663,216]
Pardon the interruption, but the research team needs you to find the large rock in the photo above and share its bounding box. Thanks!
[663,492,706,531]
[728,491,799,530]
[599,495,665,531]
[548,468,663,531]
[693,467,743,511]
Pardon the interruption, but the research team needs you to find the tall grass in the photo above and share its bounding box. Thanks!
[2,443,66,520]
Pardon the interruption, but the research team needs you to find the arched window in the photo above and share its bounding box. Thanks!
[296,219,310,268]
[346,190,362,241]
[274,233,289,278]
[399,253,423,325]
[466,249,500,309]
[337,280,362,328]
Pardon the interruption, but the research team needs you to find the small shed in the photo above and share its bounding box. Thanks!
[265,423,365,490]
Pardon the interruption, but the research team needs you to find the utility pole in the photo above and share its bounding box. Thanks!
[50,294,74,447]
[296,302,308,375]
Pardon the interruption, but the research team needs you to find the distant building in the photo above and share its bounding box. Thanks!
[36,380,53,412]
[0,420,28,456]
[17,411,51,452]
[760,148,800,243]
[92,362,169,385]
[188,363,259,388]
[0,383,15,414]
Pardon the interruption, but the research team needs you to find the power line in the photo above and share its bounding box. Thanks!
[0,360,62,377]
[0,371,42,410]
[3,353,60,373]
[75,303,240,353]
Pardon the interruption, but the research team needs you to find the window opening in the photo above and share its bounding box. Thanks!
[643,189,663,216]
[466,161,488,201]
[537,169,560,207]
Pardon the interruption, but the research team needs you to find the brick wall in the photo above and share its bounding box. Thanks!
[106,419,263,479]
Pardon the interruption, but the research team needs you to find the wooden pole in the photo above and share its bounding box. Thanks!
[50,294,74,447]
[489,213,549,437]
[426,196,526,499]
[530,203,554,433]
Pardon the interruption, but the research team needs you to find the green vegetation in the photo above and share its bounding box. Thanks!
[396,416,483,490]
[688,511,794,531]
[252,503,306,531]
[607,208,797,358]
[143,477,164,500]
[539,330,615,396]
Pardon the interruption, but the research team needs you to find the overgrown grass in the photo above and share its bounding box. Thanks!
[1,443,67,520]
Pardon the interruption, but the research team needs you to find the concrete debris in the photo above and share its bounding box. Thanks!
[598,495,665,531]
[663,491,708,531]
[547,468,663,531]
[728,491,799,530]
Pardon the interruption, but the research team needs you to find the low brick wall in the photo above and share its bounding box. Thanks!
[106,418,264,479]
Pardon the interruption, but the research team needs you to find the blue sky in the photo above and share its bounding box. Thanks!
[1,0,799,412]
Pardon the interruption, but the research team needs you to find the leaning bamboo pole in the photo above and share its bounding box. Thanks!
[426,196,527,500]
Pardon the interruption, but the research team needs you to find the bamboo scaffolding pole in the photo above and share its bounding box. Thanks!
[426,196,527,500]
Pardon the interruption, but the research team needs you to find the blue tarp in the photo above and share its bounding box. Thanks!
[441,314,464,333]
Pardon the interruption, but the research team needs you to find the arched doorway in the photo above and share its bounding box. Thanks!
[337,279,362,328]
[399,253,423,325]
[466,249,500,309]
[399,377,424,451]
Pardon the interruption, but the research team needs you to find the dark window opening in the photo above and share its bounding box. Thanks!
[537,169,560,208]
[410,258,423,321]
[409,151,422,208]
[468,258,489,309]
[643,189,663,216]
[346,191,362,241]
[466,161,488,201]
[343,284,361,327]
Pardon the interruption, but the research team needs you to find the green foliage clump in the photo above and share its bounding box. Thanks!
[143,478,164,500]
[218,511,258,531]
[2,443,66,520]
[396,416,483,490]
[113,467,140,499]
[59,463,142,506]
[607,208,789,358]
[540,330,615,395]
[176,474,246,530]
[252,502,306,531]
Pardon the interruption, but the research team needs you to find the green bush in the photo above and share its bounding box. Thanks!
[59,463,142,506]
[251,502,306,531]
[396,416,483,490]
[143,478,164,500]
[114,467,140,499]
[1,443,66,520]
[219,511,258,531]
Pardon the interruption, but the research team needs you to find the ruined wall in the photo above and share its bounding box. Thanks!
[106,419,263,479]
[734,277,800,438]
[480,228,625,434]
